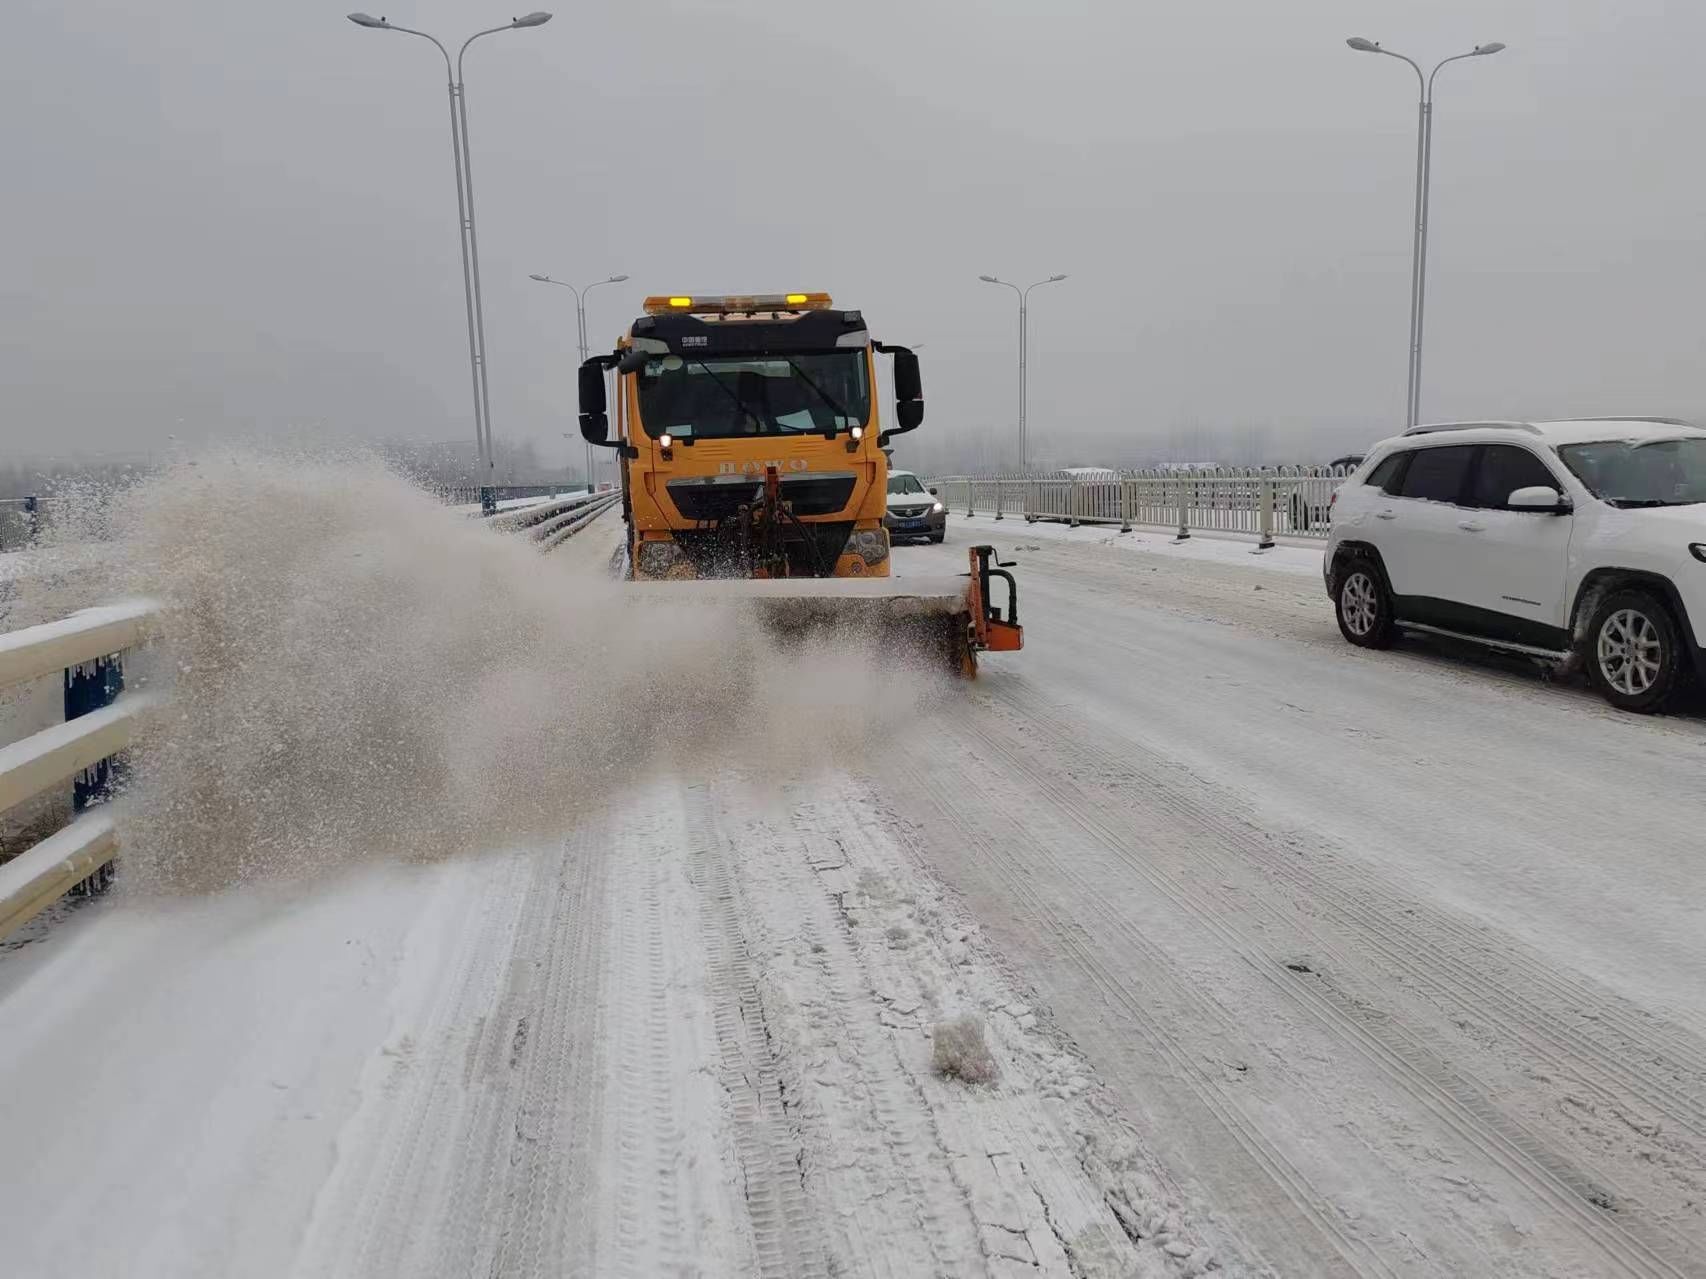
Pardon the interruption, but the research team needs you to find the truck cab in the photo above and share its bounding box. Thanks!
[577,293,923,581]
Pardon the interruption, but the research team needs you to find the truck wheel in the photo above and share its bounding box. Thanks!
[1334,557,1395,649]
[1587,590,1683,713]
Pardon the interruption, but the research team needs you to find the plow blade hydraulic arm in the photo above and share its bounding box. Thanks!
[968,545,1023,654]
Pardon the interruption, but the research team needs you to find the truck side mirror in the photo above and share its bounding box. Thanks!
[577,360,608,445]
[890,346,924,434]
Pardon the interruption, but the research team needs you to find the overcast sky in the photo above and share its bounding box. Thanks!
[7,0,1705,471]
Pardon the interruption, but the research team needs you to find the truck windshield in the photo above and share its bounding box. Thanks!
[636,351,870,440]
[1558,437,1706,507]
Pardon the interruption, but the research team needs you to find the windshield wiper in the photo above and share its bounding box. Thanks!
[688,359,767,433]
[1607,497,1696,508]
[782,359,854,437]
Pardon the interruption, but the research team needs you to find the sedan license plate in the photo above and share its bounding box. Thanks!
[898,518,927,531]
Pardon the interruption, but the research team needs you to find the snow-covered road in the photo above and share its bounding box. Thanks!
[2,514,1702,1278]
[885,521,1706,1278]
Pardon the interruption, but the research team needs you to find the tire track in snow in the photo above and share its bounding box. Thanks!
[723,785,989,1275]
[966,679,1700,1278]
[602,811,692,1279]
[760,777,1218,1277]
[1001,675,1706,1151]
[880,738,1393,1279]
[293,854,537,1278]
[991,678,1706,1236]
[840,781,1205,1278]
[292,804,754,1279]
[574,794,763,1279]
[680,783,827,1279]
[481,819,611,1277]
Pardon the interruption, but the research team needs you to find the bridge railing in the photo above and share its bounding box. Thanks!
[0,601,158,941]
[928,467,1355,545]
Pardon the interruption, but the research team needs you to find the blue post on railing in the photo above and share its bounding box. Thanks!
[64,653,126,893]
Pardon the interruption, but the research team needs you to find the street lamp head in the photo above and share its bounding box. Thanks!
[347,12,389,28]
[511,11,553,27]
[978,274,999,284]
[1048,273,1068,283]
[529,274,552,282]
[1345,37,1381,53]
[1473,41,1506,55]
[608,273,630,283]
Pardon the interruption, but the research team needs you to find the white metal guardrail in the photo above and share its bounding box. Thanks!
[438,482,603,508]
[490,489,618,534]
[929,468,1353,545]
[534,494,621,551]
[486,489,622,551]
[0,601,157,942]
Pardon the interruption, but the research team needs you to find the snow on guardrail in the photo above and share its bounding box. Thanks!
[487,488,618,534]
[0,601,158,941]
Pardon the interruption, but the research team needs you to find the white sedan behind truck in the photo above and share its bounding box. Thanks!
[883,469,947,544]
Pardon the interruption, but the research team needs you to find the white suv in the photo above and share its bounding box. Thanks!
[1326,418,1706,713]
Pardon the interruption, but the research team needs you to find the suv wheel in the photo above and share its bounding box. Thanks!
[1335,557,1395,649]
[1587,590,1683,713]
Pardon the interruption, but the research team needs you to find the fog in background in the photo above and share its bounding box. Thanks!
[7,0,1704,477]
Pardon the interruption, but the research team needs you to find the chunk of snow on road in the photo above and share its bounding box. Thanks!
[932,1014,1000,1085]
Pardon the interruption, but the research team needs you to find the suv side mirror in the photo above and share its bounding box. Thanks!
[1508,485,1571,514]
[577,360,609,445]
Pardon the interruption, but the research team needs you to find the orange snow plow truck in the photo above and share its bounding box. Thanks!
[576,292,1020,674]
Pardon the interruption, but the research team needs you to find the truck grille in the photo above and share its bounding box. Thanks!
[668,473,858,522]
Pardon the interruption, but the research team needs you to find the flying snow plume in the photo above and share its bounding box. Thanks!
[26,450,938,892]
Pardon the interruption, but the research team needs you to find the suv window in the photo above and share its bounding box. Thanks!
[1365,453,1408,494]
[1397,445,1475,504]
[1470,445,1561,509]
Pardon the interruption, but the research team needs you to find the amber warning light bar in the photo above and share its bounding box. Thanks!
[642,292,832,315]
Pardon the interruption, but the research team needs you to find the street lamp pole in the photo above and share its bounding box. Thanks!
[979,273,1067,471]
[348,11,553,512]
[530,272,628,491]
[1346,37,1505,428]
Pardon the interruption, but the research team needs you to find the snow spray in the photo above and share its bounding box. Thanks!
[19,450,937,892]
